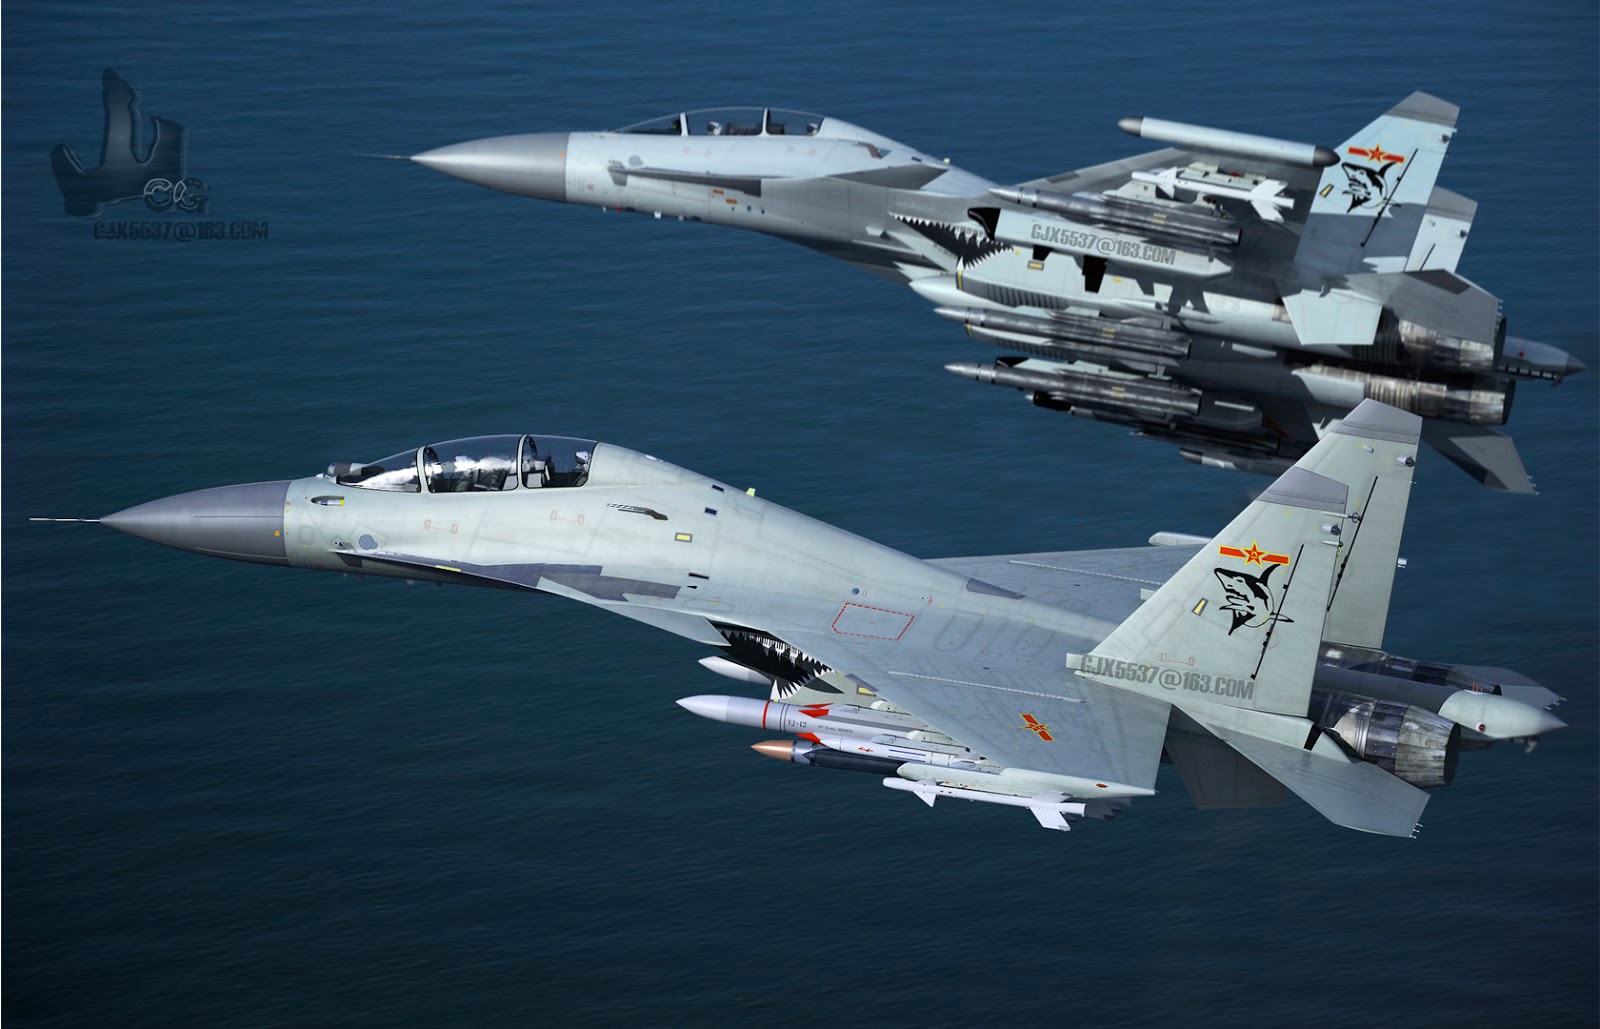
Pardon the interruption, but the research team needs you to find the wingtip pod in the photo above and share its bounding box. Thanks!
[1117,114,1336,168]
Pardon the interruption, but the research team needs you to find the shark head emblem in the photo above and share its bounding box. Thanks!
[1338,160,1396,212]
[1213,563,1296,636]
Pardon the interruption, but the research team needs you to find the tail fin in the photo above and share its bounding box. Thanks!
[1075,401,1431,837]
[1294,92,1459,277]
[1077,400,1421,718]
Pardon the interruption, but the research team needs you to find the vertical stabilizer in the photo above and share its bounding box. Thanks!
[1077,400,1419,717]
[1078,463,1348,718]
[1295,92,1459,278]
[1075,401,1433,837]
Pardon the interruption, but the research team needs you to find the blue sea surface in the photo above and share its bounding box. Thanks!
[4,2,1596,1026]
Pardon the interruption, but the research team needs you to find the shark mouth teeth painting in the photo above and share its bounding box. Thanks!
[893,214,1010,269]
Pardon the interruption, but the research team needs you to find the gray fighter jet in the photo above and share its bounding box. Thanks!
[76,401,1563,836]
[408,98,1583,493]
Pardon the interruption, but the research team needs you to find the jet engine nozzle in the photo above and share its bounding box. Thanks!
[1308,689,1460,788]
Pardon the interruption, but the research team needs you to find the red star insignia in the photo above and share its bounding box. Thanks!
[1242,542,1265,565]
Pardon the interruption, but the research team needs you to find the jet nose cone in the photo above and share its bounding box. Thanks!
[103,481,291,566]
[412,132,570,202]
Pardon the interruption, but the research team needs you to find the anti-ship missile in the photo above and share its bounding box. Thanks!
[677,694,962,749]
[945,360,1202,419]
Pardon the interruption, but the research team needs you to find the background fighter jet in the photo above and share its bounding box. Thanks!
[408,97,1583,493]
[77,401,1563,837]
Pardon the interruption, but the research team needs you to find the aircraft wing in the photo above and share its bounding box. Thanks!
[766,401,1431,835]
[929,542,1201,618]
[1020,146,1319,201]
[769,621,1172,797]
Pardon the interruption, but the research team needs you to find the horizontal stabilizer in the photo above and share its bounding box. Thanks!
[1454,665,1563,711]
[1420,421,1535,494]
[1346,269,1501,345]
[1280,286,1384,347]
[1165,728,1285,809]
[1407,187,1477,273]
[1204,721,1428,837]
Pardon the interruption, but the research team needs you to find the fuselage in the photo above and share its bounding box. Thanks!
[99,430,1562,744]
[285,438,1115,662]
[408,105,1582,492]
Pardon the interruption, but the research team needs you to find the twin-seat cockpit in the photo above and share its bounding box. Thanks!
[329,435,597,494]
[616,108,825,138]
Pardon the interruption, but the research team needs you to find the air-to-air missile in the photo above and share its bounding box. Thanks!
[405,96,1584,492]
[55,401,1565,837]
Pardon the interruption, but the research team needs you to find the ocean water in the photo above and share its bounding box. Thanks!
[4,2,1596,1026]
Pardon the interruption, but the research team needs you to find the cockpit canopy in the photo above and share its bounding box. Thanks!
[331,435,597,493]
[616,108,824,138]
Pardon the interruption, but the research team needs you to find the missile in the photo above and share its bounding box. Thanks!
[677,694,940,742]
[988,186,1241,247]
[756,741,1128,832]
[879,778,1122,831]
[1131,167,1294,222]
[1179,448,1296,477]
[811,736,979,770]
[697,655,774,688]
[1118,116,1338,169]
[751,740,905,775]
[945,361,1202,418]
[933,306,1191,359]
[961,327,1177,376]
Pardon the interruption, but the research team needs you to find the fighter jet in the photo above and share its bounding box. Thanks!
[71,401,1563,837]
[408,98,1584,493]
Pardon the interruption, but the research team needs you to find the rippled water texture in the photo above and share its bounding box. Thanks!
[5,3,1596,1026]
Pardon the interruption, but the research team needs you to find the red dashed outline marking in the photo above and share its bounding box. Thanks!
[831,602,915,641]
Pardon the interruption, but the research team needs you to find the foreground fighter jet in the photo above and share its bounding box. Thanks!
[76,401,1562,836]
[408,99,1583,493]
